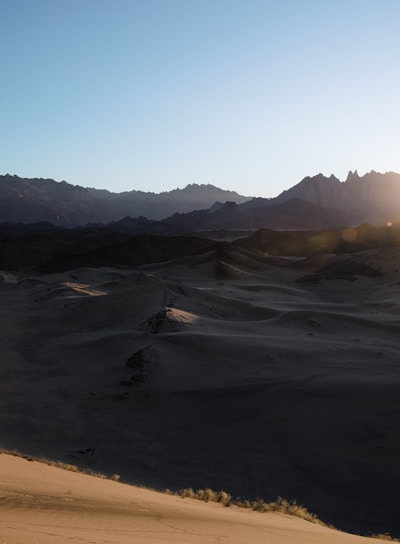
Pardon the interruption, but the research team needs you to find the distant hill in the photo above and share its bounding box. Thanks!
[159,197,355,232]
[0,175,251,226]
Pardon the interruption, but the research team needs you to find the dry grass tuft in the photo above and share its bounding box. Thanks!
[371,534,400,542]
[178,488,321,524]
[0,448,106,479]
[253,496,322,524]
[179,487,232,506]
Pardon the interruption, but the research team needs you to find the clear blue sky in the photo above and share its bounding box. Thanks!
[1,0,400,197]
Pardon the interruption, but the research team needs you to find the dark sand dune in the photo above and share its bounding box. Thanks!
[235,224,400,256]
[1,246,400,538]
[35,235,214,273]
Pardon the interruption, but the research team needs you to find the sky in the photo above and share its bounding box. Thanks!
[1,0,400,198]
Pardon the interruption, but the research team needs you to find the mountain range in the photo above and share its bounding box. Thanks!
[2,170,400,231]
[0,174,250,225]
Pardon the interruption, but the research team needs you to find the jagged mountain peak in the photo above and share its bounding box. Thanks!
[275,170,400,224]
[298,173,340,184]
[346,169,360,181]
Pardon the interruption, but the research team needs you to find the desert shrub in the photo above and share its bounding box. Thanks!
[251,497,269,512]
[177,488,322,524]
[0,448,112,478]
[371,534,400,542]
[179,487,231,506]
[196,488,217,502]
[235,498,253,509]
[216,490,232,506]
[180,488,197,499]
[254,496,321,524]
[51,461,79,472]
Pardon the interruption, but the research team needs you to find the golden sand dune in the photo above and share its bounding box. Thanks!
[0,454,383,544]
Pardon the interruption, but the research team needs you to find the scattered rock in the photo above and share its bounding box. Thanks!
[126,346,155,369]
[145,309,170,333]
[124,347,156,387]
[78,448,95,456]
[112,392,129,400]
[307,319,321,328]
[130,374,148,386]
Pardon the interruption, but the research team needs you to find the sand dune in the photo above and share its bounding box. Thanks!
[1,248,400,537]
[0,453,384,544]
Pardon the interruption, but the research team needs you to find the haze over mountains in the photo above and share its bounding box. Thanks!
[2,170,400,231]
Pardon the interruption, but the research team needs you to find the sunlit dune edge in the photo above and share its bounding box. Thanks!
[0,452,390,544]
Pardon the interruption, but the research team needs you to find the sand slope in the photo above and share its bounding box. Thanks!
[0,454,382,544]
